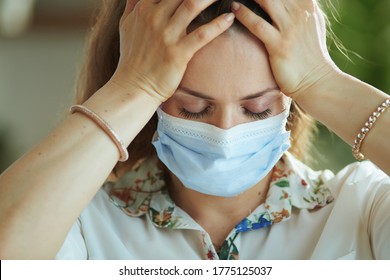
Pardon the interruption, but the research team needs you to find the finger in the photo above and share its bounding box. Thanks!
[283,0,316,13]
[179,13,235,60]
[124,0,141,16]
[279,0,296,12]
[232,2,279,48]
[120,0,140,25]
[153,0,183,19]
[254,0,289,29]
[134,0,183,29]
[169,0,220,33]
[281,0,317,21]
[282,0,326,48]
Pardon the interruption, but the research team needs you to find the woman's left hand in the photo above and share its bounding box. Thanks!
[232,0,338,100]
[234,0,390,175]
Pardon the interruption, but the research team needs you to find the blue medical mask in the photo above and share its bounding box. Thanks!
[152,105,291,197]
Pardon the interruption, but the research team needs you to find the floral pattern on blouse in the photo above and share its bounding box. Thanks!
[103,152,334,260]
[103,159,165,217]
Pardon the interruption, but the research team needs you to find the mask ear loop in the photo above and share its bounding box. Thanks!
[278,96,293,129]
[283,96,293,113]
[284,95,296,139]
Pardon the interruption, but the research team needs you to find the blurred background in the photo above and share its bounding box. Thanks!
[0,0,389,174]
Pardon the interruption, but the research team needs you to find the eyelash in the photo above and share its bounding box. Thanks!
[178,107,272,120]
[243,108,272,120]
[179,106,211,119]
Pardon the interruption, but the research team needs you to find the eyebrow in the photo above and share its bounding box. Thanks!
[178,86,280,101]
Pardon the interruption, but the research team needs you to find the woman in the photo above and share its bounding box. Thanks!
[0,0,389,259]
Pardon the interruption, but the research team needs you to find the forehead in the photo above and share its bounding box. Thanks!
[181,32,277,100]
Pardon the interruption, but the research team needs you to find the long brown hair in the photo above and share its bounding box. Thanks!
[75,0,317,173]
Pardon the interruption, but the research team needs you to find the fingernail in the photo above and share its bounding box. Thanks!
[225,13,235,22]
[231,2,240,12]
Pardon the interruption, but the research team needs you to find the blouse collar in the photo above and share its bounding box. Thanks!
[103,152,334,232]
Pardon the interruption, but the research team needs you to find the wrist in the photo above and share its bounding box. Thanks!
[110,64,176,104]
[81,80,161,147]
[107,74,167,106]
[292,63,343,114]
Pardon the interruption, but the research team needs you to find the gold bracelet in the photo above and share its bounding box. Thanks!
[70,105,129,162]
[352,98,390,160]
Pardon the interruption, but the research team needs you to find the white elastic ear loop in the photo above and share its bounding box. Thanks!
[283,96,293,112]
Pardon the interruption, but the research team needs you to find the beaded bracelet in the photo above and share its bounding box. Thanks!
[70,105,129,162]
[352,98,390,160]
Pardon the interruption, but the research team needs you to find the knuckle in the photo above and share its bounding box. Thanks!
[145,13,155,26]
[161,28,174,45]
[195,28,210,42]
[183,0,199,12]
[135,1,146,14]
[161,28,170,40]
[144,12,160,30]
[136,3,161,30]
[253,19,267,34]
[234,5,250,22]
[260,0,273,10]
[214,18,226,30]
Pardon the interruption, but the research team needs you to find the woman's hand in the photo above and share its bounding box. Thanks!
[234,0,390,174]
[232,0,338,100]
[111,0,235,103]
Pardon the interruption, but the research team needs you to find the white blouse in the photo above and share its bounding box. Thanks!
[55,153,390,259]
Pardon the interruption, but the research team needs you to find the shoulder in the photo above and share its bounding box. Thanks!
[329,160,389,195]
[283,152,389,207]
[285,152,389,193]
[338,160,388,181]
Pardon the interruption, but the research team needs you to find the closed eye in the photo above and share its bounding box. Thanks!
[243,108,272,120]
[178,106,212,119]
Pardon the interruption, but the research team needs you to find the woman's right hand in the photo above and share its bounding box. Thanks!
[0,0,235,259]
[111,0,235,103]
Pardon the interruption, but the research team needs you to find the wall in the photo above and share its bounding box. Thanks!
[0,0,94,171]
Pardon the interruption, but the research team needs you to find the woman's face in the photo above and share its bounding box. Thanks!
[162,31,287,129]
